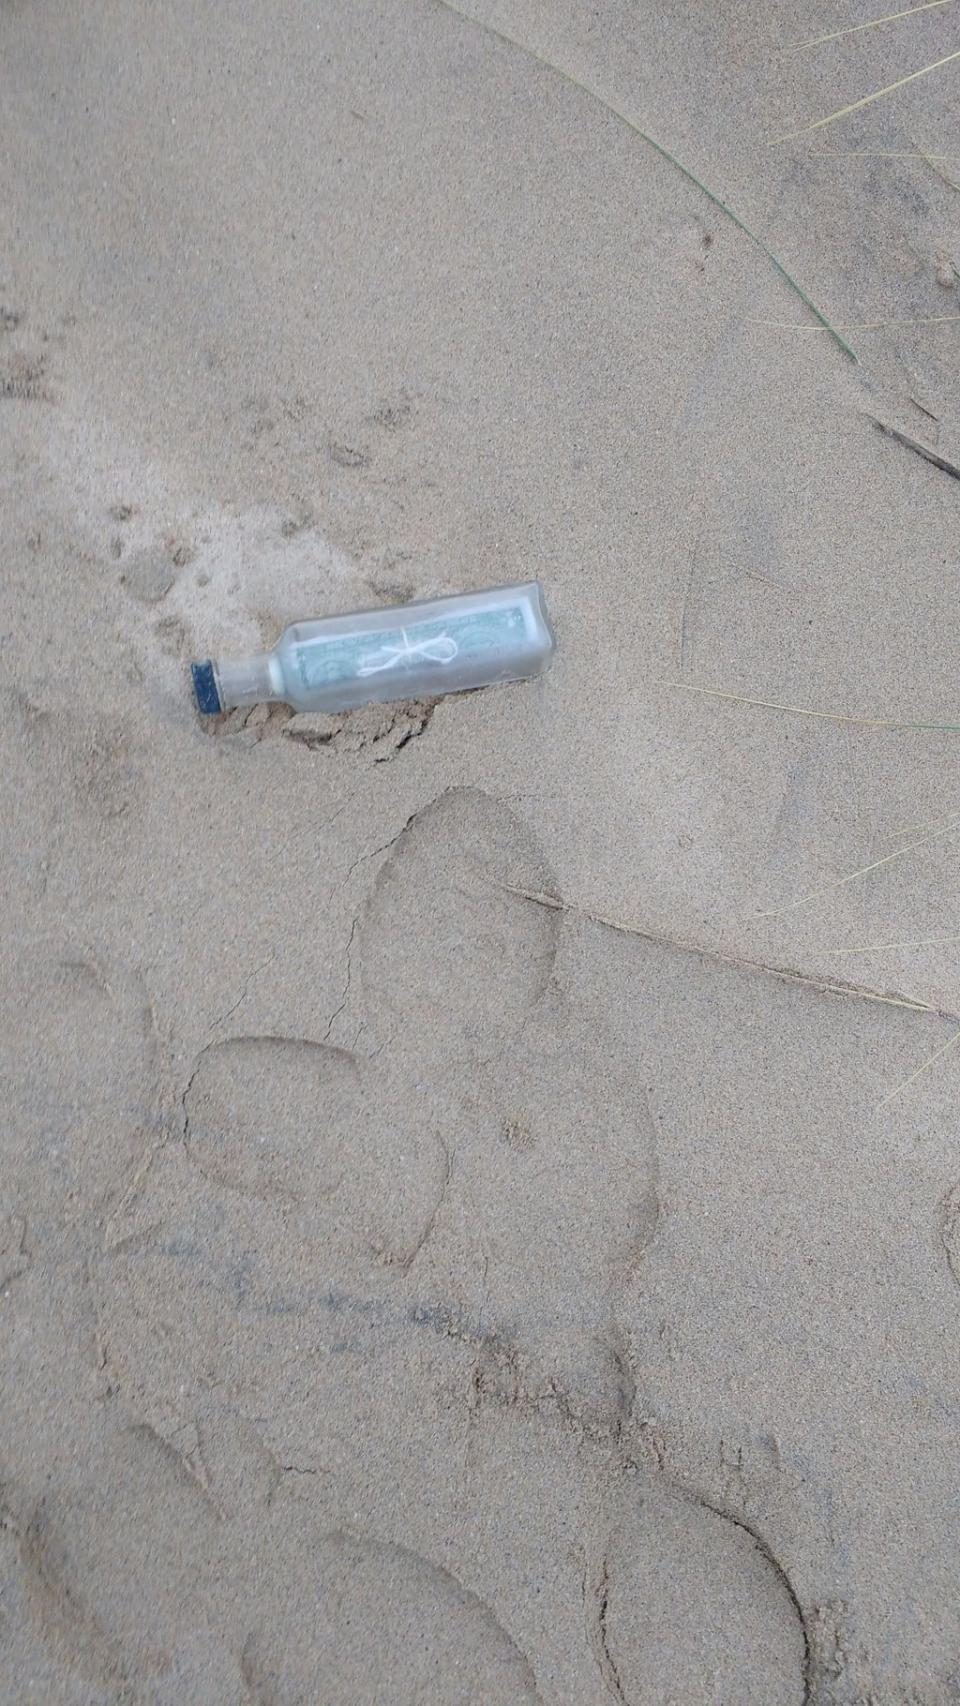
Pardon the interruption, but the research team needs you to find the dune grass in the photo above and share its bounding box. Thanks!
[916,139,960,188]
[815,932,960,953]
[878,1026,960,1104]
[431,0,856,360]
[673,681,960,732]
[511,887,960,1106]
[507,885,941,1015]
[756,816,960,919]
[753,313,960,329]
[787,0,956,53]
[774,46,960,141]
[811,148,960,158]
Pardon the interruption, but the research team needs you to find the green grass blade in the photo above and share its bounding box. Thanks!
[430,0,857,362]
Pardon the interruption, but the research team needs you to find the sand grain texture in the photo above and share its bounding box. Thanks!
[4,0,960,1700]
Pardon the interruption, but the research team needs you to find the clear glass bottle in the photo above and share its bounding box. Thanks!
[191,581,555,715]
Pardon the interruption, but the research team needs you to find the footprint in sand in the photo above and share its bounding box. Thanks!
[0,1427,537,1704]
[93,1036,451,1506]
[97,788,657,1481]
[590,1489,808,1706]
[0,1428,237,1704]
[85,788,816,1703]
[241,1523,538,1705]
[355,786,660,1433]
[0,947,168,1241]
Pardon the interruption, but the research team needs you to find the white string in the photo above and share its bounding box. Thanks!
[357,628,459,677]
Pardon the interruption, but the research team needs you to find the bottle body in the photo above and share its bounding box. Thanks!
[193,581,555,715]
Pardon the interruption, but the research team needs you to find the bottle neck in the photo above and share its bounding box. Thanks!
[214,650,279,710]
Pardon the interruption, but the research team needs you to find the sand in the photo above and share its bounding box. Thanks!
[3,1,960,1700]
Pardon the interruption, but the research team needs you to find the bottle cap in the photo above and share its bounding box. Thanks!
[191,659,222,715]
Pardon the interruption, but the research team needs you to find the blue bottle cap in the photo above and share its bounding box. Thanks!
[191,659,222,715]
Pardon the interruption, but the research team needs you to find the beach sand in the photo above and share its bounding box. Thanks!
[3,2,960,1699]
